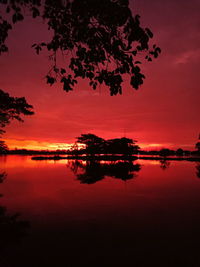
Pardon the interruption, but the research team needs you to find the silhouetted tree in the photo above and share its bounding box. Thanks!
[159,148,175,157]
[0,0,161,95]
[176,148,184,156]
[76,133,105,155]
[76,134,140,156]
[0,140,8,154]
[106,137,139,155]
[0,89,34,134]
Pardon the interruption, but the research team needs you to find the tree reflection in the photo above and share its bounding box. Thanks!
[195,164,200,178]
[0,172,30,250]
[160,159,170,170]
[0,171,6,183]
[68,160,141,184]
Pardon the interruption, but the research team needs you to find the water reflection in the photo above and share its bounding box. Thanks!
[1,157,200,266]
[0,171,6,183]
[0,172,30,250]
[196,163,200,178]
[157,159,200,179]
[159,159,171,170]
[0,171,6,197]
[68,160,141,184]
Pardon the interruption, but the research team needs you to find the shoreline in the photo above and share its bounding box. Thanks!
[30,155,200,162]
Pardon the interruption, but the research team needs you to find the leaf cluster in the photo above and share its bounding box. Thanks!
[0,89,34,133]
[0,0,41,53]
[0,0,161,95]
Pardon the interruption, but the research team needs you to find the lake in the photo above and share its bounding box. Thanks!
[0,155,200,266]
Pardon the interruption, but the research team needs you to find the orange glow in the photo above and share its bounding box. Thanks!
[139,143,173,150]
[4,138,180,151]
[0,155,72,168]
[4,138,75,151]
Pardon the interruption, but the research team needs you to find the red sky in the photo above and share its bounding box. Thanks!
[1,0,200,150]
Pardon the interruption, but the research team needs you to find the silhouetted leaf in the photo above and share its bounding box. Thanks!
[12,13,17,24]
[60,68,66,74]
[156,47,161,53]
[0,89,34,135]
[145,28,153,38]
[32,7,40,18]
[6,6,10,13]
[46,75,56,85]
[0,0,160,95]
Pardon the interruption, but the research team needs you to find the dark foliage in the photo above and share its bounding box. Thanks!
[159,148,175,157]
[76,133,105,155]
[0,89,34,134]
[0,0,161,95]
[105,137,139,155]
[176,148,184,156]
[76,133,140,155]
[0,140,8,153]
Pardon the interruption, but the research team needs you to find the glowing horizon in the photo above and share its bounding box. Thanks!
[4,138,193,151]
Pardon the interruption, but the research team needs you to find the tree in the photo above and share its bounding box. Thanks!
[106,137,139,155]
[176,148,184,156]
[76,133,139,155]
[0,0,161,95]
[159,148,175,157]
[76,133,105,155]
[0,89,34,134]
[0,140,8,153]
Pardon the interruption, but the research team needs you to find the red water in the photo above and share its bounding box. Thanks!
[0,156,200,266]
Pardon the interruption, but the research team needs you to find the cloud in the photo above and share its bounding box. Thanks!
[174,49,200,65]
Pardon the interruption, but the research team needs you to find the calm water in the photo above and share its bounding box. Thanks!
[0,155,200,266]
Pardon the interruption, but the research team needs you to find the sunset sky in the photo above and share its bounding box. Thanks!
[1,0,200,150]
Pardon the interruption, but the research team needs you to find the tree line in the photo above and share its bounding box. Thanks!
[1,132,200,156]
[74,133,140,156]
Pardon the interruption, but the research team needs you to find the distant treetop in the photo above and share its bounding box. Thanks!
[0,0,161,95]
